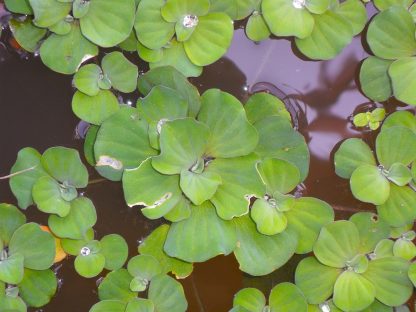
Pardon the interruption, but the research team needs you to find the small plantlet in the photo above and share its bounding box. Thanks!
[352,107,386,130]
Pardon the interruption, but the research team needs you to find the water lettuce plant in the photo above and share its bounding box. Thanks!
[352,107,386,130]
[334,111,416,226]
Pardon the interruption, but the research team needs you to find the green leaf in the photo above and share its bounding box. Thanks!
[60,228,95,256]
[257,158,300,194]
[207,154,265,220]
[286,197,334,254]
[367,6,416,59]
[161,0,210,22]
[125,298,155,312]
[0,204,26,245]
[262,0,314,39]
[165,202,237,262]
[371,108,387,123]
[94,107,157,181]
[295,256,341,304]
[377,126,416,168]
[164,197,192,222]
[148,275,187,312]
[138,225,193,279]
[198,89,259,158]
[100,234,128,271]
[295,11,353,60]
[313,220,360,268]
[393,239,416,260]
[180,169,222,205]
[254,116,309,181]
[18,269,57,308]
[353,113,370,128]
[373,0,413,11]
[382,111,416,133]
[137,66,201,117]
[363,257,412,306]
[0,253,24,285]
[80,0,136,47]
[0,295,26,312]
[389,57,416,106]
[134,0,175,50]
[90,300,127,312]
[48,18,72,35]
[48,197,97,240]
[32,176,73,217]
[29,0,71,28]
[127,255,162,282]
[209,0,260,20]
[75,252,106,278]
[350,165,390,205]
[4,0,32,14]
[359,57,393,102]
[269,282,308,312]
[305,0,330,14]
[137,42,164,63]
[73,64,102,97]
[98,269,137,301]
[118,30,138,52]
[123,159,182,219]
[333,271,376,311]
[233,288,266,312]
[245,92,291,124]
[387,163,412,186]
[184,13,234,66]
[41,146,88,187]
[152,118,209,174]
[349,212,390,254]
[377,184,416,227]
[149,39,202,78]
[84,125,99,166]
[73,0,90,19]
[101,51,138,93]
[72,90,120,125]
[9,18,46,53]
[408,262,416,287]
[335,0,367,35]
[251,198,288,235]
[233,215,297,276]
[9,147,49,210]
[9,223,55,270]
[246,12,271,42]
[40,24,98,75]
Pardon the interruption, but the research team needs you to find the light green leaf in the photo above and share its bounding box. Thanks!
[152,118,209,174]
[359,57,393,102]
[125,298,155,312]
[75,252,106,278]
[269,282,308,312]
[9,147,49,210]
[209,0,260,20]
[207,154,265,220]
[333,271,376,312]
[73,64,102,96]
[60,228,95,256]
[127,255,162,282]
[138,225,193,279]
[233,215,297,276]
[180,169,222,205]
[98,269,137,301]
[48,18,72,35]
[382,111,416,133]
[164,197,192,222]
[0,253,24,285]
[9,18,46,53]
[0,295,26,311]
[101,51,138,93]
[286,197,334,254]
[295,11,353,60]
[246,12,271,42]
[233,288,266,312]
[305,0,330,14]
[393,239,416,260]
[161,0,210,22]
[377,126,416,168]
[353,113,370,128]
[350,165,390,205]
[373,0,413,11]
[0,204,26,245]
[295,256,342,304]
[254,116,309,181]
[389,57,416,106]
[184,13,234,66]
[84,125,99,166]
[367,6,416,59]
[9,223,55,270]
[245,92,291,124]
[134,0,175,50]
[41,146,88,188]
[18,269,57,308]
[262,0,314,39]
[100,234,128,271]
[165,202,236,262]
[4,0,32,14]
[251,198,288,235]
[48,197,97,240]
[335,0,367,35]
[29,0,71,28]
[313,220,360,268]
[40,24,98,75]
[90,300,127,312]
[387,163,412,186]
[137,42,164,63]
[148,274,188,312]
[257,158,300,194]
[118,30,138,52]
[363,257,412,306]
[80,0,136,47]
[73,0,90,19]
[408,261,416,287]
[72,90,120,125]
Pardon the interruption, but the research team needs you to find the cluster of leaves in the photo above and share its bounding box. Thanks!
[334,111,416,228]
[9,146,129,279]
[245,0,367,60]
[352,107,386,130]
[0,203,57,310]
[80,65,339,276]
[231,212,416,312]
[360,4,416,106]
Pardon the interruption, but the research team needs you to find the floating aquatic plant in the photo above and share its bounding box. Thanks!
[352,107,386,130]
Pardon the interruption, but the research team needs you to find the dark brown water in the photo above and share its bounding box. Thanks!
[1,4,415,311]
